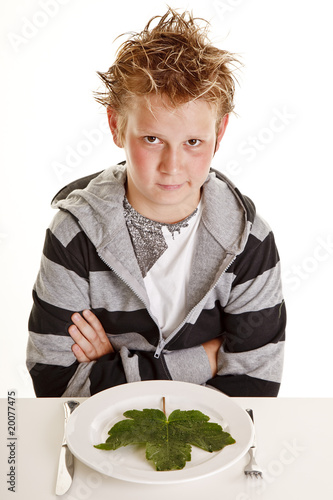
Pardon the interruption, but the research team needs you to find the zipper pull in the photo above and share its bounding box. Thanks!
[154,338,166,358]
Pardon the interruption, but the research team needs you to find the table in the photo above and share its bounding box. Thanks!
[1,396,332,499]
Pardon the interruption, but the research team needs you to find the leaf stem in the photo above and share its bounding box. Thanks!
[162,396,166,416]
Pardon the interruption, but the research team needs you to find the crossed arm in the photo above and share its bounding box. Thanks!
[68,310,222,377]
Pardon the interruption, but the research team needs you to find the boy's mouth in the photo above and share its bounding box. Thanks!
[157,183,185,191]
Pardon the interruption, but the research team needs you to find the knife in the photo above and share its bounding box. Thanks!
[55,400,80,496]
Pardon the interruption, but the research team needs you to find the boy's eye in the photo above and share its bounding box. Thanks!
[186,139,201,146]
[144,136,160,144]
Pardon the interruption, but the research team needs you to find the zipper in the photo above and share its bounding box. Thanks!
[154,338,166,358]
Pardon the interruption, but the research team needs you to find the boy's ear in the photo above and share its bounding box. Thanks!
[107,107,123,148]
[214,114,229,154]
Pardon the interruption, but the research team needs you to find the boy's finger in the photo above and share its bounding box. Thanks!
[72,343,90,362]
[82,309,107,339]
[69,316,114,357]
[68,324,97,358]
[71,312,99,344]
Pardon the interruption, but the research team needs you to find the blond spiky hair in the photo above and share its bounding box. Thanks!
[95,7,240,141]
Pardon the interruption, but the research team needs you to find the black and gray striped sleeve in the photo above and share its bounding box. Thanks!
[208,215,286,396]
[27,211,135,397]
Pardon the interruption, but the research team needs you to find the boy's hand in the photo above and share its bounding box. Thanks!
[202,337,223,377]
[68,310,114,362]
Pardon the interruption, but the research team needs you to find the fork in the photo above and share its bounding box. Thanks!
[244,408,263,478]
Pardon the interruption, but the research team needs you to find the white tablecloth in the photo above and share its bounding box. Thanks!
[1,396,332,499]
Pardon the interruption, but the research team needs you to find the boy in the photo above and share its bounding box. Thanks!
[27,8,286,397]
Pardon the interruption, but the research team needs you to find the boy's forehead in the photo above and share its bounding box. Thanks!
[128,94,218,124]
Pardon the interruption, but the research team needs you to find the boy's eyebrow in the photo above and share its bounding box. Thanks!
[136,128,211,139]
[136,128,164,138]
[136,128,157,134]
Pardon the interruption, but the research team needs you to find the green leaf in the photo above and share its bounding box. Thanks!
[94,408,236,471]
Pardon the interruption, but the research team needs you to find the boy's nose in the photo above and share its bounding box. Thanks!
[159,148,181,175]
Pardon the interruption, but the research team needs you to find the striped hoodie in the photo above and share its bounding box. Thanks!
[27,163,286,397]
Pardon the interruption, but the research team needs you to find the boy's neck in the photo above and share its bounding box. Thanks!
[125,191,201,224]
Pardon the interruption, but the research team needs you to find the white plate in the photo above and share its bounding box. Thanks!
[66,380,253,484]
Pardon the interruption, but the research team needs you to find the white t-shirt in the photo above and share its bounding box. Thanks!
[144,201,203,338]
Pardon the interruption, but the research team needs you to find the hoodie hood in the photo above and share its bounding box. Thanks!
[52,163,129,252]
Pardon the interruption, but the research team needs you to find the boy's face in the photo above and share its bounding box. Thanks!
[108,95,228,223]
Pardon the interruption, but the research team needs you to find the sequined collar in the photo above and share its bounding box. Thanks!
[123,197,198,237]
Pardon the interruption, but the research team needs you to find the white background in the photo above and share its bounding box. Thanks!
[1,0,332,397]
